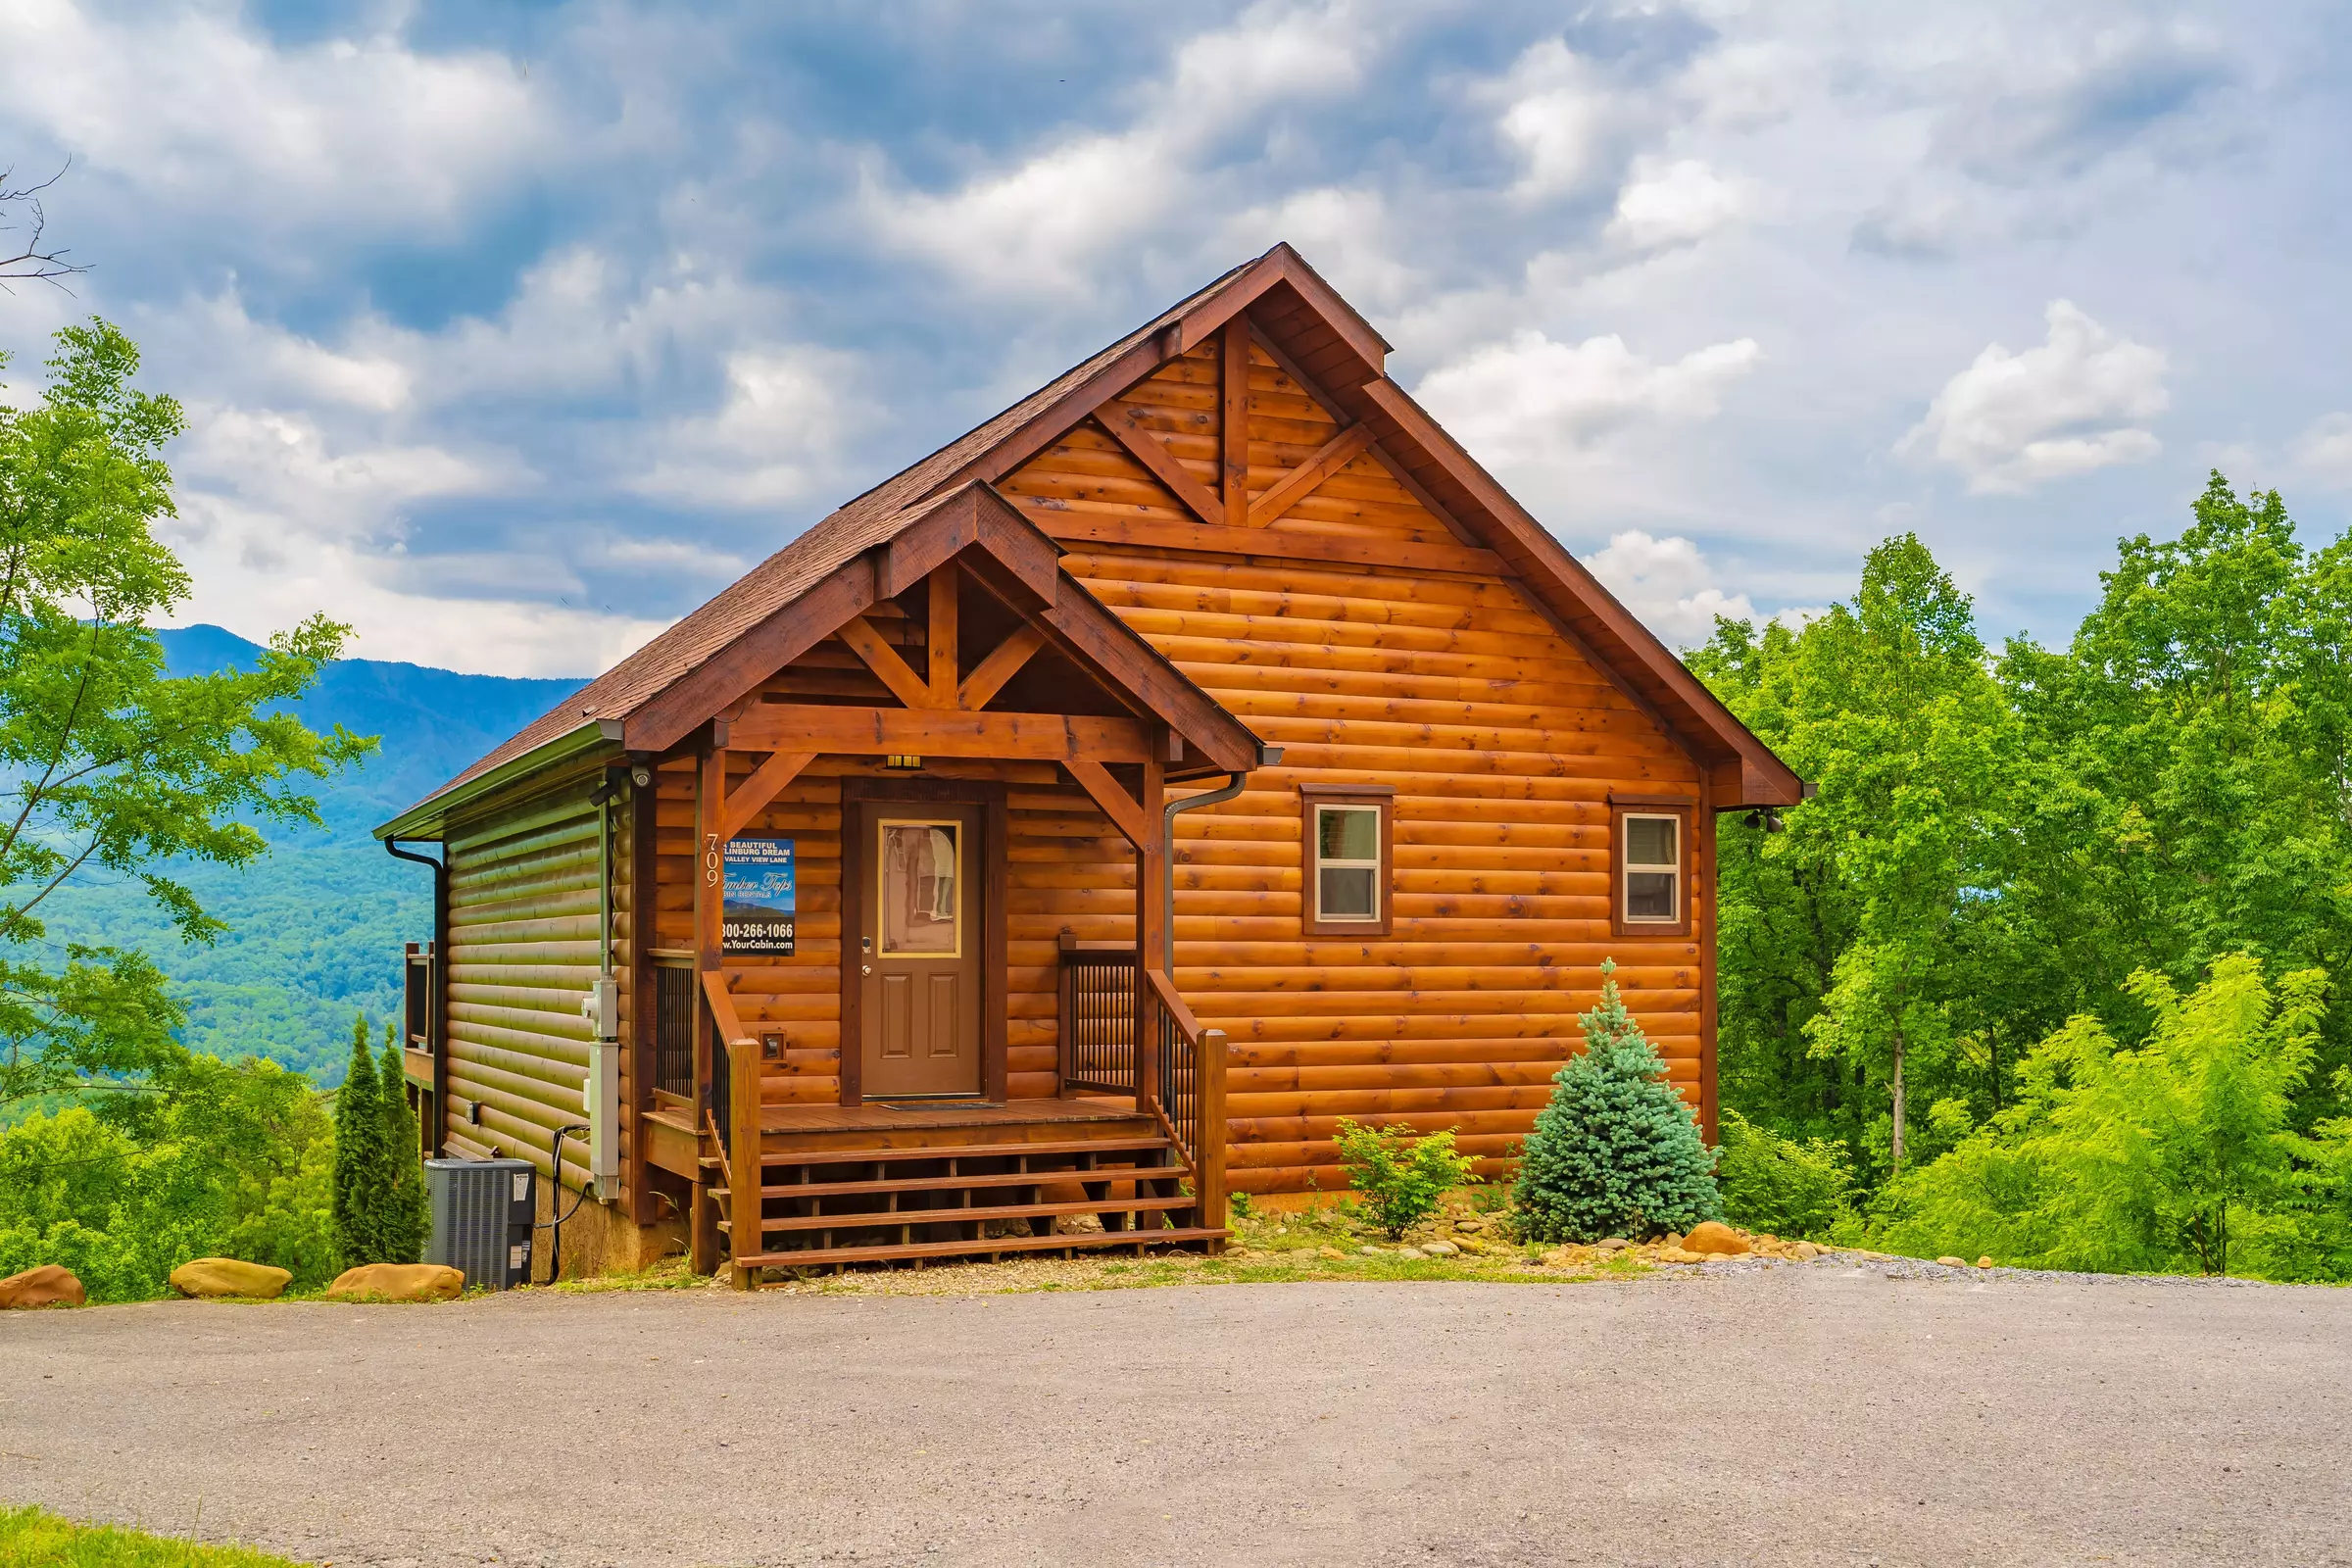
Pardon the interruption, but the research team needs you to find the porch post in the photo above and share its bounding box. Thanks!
[1134,734,1166,1114]
[689,743,725,1276]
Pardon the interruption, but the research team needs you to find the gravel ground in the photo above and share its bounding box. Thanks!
[5,1260,2348,1568]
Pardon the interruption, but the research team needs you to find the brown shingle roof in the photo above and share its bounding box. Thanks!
[393,256,1261,820]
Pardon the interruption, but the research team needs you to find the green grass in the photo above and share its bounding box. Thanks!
[0,1506,306,1567]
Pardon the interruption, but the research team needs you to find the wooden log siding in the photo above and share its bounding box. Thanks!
[1002,334,1712,1194]
[442,786,607,1192]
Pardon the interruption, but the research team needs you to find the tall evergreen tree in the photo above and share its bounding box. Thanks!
[376,1020,429,1264]
[330,1011,385,1266]
[1513,963,1723,1242]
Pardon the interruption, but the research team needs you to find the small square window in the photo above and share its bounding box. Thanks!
[1613,805,1690,935]
[1301,789,1392,937]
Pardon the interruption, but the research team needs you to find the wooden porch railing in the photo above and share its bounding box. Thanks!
[1055,940,1227,1235]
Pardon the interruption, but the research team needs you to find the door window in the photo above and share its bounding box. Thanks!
[879,820,960,956]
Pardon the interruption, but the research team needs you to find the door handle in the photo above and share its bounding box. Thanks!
[861,964,872,975]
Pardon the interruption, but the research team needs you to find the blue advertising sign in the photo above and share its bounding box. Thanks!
[722,836,796,956]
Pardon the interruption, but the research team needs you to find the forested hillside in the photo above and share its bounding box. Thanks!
[28,627,583,1084]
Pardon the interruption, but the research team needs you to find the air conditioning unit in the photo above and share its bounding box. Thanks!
[425,1157,536,1290]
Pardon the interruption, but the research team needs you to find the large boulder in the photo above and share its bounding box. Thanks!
[326,1262,465,1302]
[170,1258,292,1300]
[0,1264,85,1309]
[1680,1221,1752,1256]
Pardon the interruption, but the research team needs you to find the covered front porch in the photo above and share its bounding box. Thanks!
[628,485,1263,1282]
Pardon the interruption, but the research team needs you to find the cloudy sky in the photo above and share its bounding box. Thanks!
[3,1,2347,676]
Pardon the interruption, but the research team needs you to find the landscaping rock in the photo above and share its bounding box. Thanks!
[1682,1221,1751,1256]
[1453,1236,1488,1255]
[1791,1243,1821,1261]
[1662,1232,1685,1249]
[169,1258,292,1300]
[1318,1247,1347,1260]
[1655,1247,1707,1263]
[1936,1256,1968,1268]
[1422,1241,1459,1257]
[0,1264,84,1309]
[1051,1212,1103,1236]
[1358,1246,1383,1256]
[1452,1217,1485,1233]
[1595,1236,1630,1251]
[325,1263,465,1302]
[1978,1256,1994,1269]
[1395,1247,1427,1259]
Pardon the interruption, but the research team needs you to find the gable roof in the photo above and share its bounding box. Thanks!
[379,243,1798,839]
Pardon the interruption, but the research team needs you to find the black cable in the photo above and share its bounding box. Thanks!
[537,1122,591,1284]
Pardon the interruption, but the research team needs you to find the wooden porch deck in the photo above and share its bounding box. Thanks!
[646,1089,1222,1276]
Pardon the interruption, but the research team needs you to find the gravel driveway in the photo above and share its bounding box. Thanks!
[5,1264,2347,1567]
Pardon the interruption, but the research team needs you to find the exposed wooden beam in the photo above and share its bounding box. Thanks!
[956,625,1045,711]
[731,702,1151,763]
[927,564,958,706]
[1248,422,1374,527]
[1221,323,1250,521]
[1065,756,1150,850]
[714,749,816,843]
[1099,407,1226,528]
[1247,319,1483,548]
[1009,501,1505,579]
[628,557,878,754]
[837,615,941,710]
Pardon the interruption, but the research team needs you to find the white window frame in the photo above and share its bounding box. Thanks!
[1619,811,1684,927]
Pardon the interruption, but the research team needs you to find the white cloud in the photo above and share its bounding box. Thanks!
[1605,158,1746,250]
[1586,529,1819,647]
[1415,330,1763,463]
[1899,300,2168,493]
[0,0,545,236]
[2291,414,2352,489]
[629,346,867,510]
[1486,38,1626,202]
[861,1,1373,292]
[172,404,524,534]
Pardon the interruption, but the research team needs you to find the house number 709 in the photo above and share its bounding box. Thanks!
[704,833,722,887]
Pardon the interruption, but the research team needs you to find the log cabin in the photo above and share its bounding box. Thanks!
[376,243,1802,1283]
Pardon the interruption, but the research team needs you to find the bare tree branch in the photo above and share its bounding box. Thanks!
[0,161,91,294]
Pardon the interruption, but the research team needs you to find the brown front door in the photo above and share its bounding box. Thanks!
[858,804,983,1098]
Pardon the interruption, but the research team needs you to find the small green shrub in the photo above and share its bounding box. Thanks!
[330,1012,429,1268]
[1227,1190,1255,1220]
[1512,961,1722,1243]
[1717,1110,1856,1240]
[1332,1120,1479,1239]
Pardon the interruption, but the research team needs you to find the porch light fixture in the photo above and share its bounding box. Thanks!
[883,755,923,770]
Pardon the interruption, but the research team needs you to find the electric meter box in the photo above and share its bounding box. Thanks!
[424,1157,536,1291]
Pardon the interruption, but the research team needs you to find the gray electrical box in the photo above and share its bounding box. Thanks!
[425,1157,536,1290]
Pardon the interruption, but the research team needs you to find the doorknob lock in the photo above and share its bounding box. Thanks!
[861,964,872,975]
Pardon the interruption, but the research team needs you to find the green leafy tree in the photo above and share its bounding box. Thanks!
[1513,963,1722,1242]
[1698,537,2019,1178]
[330,1013,387,1266]
[375,1021,428,1264]
[1332,1120,1478,1240]
[0,321,370,1113]
[1877,955,2328,1275]
[0,1054,335,1299]
[1716,1110,1856,1241]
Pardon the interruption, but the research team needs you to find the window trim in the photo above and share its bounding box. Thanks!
[1610,795,1693,938]
[1300,783,1394,937]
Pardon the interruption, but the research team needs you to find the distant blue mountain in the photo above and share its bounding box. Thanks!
[28,628,592,1084]
[159,625,587,828]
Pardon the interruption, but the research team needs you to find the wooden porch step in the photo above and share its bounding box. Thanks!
[719,1195,1199,1239]
[733,1226,1230,1273]
[710,1158,1176,1203]
[696,1134,1177,1176]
